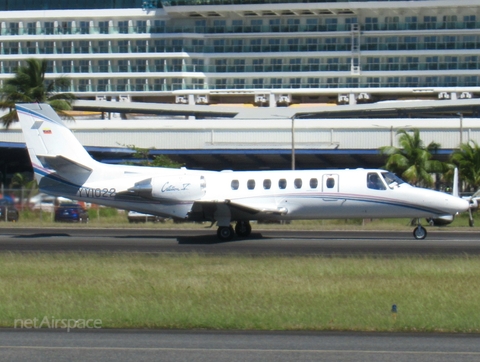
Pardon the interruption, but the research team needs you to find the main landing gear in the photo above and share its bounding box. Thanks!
[235,221,252,237]
[217,225,234,241]
[216,221,252,241]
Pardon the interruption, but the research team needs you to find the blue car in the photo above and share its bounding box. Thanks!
[54,203,89,223]
[0,199,19,222]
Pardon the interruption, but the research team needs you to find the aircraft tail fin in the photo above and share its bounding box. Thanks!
[16,103,98,185]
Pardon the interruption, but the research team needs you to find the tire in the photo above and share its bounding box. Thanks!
[235,221,252,237]
[413,226,427,240]
[217,226,234,241]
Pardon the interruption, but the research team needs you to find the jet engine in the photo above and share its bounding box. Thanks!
[128,175,206,201]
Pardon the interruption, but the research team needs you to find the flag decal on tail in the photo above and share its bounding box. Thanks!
[43,129,52,134]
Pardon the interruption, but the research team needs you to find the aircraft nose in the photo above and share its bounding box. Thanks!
[445,195,470,214]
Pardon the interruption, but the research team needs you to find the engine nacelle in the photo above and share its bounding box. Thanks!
[152,175,206,201]
[129,175,206,201]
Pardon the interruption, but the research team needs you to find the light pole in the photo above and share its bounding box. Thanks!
[291,114,296,170]
[457,112,463,146]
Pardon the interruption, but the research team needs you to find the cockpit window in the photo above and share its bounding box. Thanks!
[381,172,405,188]
[367,172,386,190]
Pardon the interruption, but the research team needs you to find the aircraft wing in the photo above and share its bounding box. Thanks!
[190,200,287,221]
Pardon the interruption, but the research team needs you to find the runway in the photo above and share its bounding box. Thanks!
[2,329,480,362]
[0,227,480,255]
[2,228,480,361]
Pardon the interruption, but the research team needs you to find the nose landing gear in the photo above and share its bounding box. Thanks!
[413,222,427,240]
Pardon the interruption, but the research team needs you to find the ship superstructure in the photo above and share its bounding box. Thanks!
[1,0,479,107]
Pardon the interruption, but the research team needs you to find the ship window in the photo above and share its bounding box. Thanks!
[263,179,271,190]
[326,178,335,189]
[97,79,109,92]
[247,179,255,190]
[310,178,318,189]
[79,21,90,35]
[231,180,239,190]
[136,20,147,33]
[9,23,19,35]
[44,21,54,35]
[279,179,287,189]
[99,21,109,34]
[294,178,302,189]
[118,20,129,34]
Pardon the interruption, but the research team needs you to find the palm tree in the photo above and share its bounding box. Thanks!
[9,172,39,210]
[126,144,184,168]
[451,140,480,192]
[380,129,449,188]
[0,58,75,128]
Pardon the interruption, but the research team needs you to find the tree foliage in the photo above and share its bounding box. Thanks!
[0,58,75,128]
[127,145,185,168]
[380,129,450,188]
[451,140,480,192]
[9,172,39,208]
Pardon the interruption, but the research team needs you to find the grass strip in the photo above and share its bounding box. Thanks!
[2,210,479,230]
[0,253,479,332]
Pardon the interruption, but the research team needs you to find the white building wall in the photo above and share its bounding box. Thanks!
[2,118,479,151]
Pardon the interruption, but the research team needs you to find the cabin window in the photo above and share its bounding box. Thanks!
[367,172,386,190]
[247,179,256,190]
[294,178,302,189]
[231,180,239,190]
[310,178,318,189]
[279,178,287,189]
[326,177,335,189]
[263,179,272,189]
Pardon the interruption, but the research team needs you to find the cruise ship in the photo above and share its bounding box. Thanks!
[1,0,480,107]
[2,0,480,176]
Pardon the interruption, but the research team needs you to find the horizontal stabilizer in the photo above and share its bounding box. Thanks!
[38,155,92,183]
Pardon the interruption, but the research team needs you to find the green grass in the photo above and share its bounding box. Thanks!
[1,253,480,332]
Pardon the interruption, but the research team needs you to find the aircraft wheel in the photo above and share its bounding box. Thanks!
[413,226,427,240]
[217,226,234,241]
[469,219,474,227]
[235,221,252,237]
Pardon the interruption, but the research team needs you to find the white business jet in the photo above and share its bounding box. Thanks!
[16,103,469,240]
